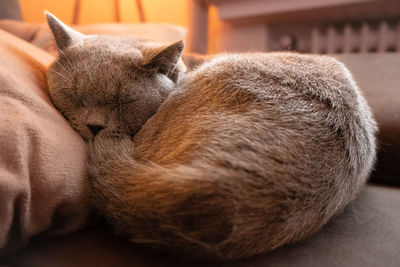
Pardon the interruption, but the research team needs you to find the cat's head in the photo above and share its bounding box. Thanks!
[46,12,185,141]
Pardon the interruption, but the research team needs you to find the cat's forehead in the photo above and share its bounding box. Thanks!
[49,37,142,100]
[66,36,144,63]
[49,35,173,102]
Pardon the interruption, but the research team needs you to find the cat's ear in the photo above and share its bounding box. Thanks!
[142,40,185,80]
[45,11,84,50]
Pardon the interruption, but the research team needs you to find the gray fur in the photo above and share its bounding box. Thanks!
[46,13,377,260]
[46,12,184,139]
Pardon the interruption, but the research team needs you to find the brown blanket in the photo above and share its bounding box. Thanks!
[0,29,92,255]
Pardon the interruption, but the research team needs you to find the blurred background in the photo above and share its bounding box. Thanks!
[2,0,400,54]
[18,0,188,25]
[2,0,223,53]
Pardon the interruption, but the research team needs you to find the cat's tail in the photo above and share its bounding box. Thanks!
[90,160,238,259]
[87,138,303,260]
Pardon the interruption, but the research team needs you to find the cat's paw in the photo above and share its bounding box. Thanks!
[87,135,133,179]
[87,135,133,171]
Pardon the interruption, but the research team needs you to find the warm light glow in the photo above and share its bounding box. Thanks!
[18,0,220,53]
[141,0,187,26]
[19,0,75,24]
[18,0,188,25]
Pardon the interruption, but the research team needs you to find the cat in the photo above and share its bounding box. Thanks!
[45,12,377,260]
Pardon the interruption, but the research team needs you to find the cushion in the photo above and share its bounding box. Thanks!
[2,184,400,266]
[335,54,400,186]
[0,29,92,255]
[0,20,187,56]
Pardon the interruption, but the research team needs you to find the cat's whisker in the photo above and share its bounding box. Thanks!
[54,60,73,77]
[49,69,70,82]
[58,49,76,72]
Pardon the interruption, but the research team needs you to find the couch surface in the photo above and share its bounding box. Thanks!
[2,184,400,267]
[335,54,400,187]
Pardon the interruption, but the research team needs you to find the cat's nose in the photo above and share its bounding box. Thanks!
[87,124,104,136]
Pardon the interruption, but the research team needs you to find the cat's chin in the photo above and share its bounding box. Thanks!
[90,131,133,143]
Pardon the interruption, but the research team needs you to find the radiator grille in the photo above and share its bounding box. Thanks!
[311,20,400,54]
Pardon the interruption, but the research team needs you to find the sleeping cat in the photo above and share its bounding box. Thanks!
[46,12,377,260]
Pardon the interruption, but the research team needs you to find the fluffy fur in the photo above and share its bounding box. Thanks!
[46,12,377,260]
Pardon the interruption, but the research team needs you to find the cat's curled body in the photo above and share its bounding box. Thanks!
[46,13,377,260]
